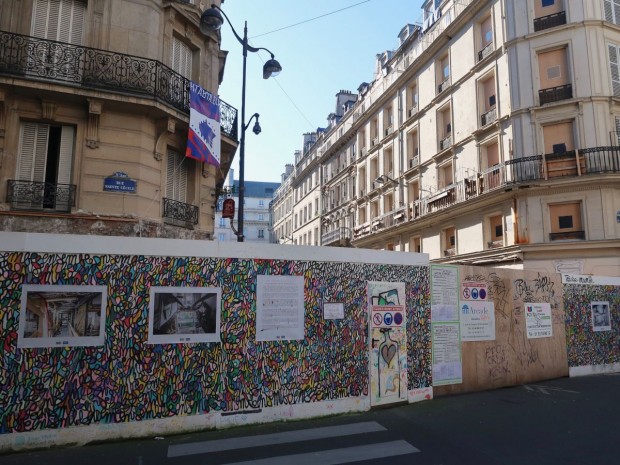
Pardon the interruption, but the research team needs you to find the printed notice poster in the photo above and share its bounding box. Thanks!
[431,265,459,322]
[460,300,496,341]
[368,281,406,328]
[432,322,462,385]
[324,302,344,320]
[256,275,305,341]
[591,301,612,332]
[524,302,553,339]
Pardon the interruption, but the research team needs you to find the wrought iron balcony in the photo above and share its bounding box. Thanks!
[321,227,352,246]
[505,155,543,183]
[162,197,199,228]
[478,43,494,62]
[581,146,620,173]
[439,134,452,151]
[6,180,76,212]
[533,11,566,32]
[539,83,572,105]
[480,107,497,126]
[0,30,238,140]
[549,231,585,241]
[437,78,450,94]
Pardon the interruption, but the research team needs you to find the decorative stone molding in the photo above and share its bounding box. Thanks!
[40,100,57,120]
[86,99,103,149]
[154,117,176,161]
[0,87,5,138]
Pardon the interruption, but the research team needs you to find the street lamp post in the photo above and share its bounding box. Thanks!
[201,4,282,242]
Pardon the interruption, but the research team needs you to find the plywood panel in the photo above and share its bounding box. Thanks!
[434,266,568,396]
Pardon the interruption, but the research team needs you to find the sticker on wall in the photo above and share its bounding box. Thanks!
[323,302,344,320]
[18,284,107,348]
[524,302,553,339]
[148,287,221,344]
[256,275,305,341]
[591,301,612,332]
[461,281,487,300]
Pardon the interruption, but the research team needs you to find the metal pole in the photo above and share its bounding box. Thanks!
[238,21,248,242]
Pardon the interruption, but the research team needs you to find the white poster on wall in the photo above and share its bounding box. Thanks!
[460,300,495,341]
[591,301,612,332]
[256,275,305,341]
[432,322,462,385]
[524,302,553,339]
[324,302,344,320]
[431,265,459,322]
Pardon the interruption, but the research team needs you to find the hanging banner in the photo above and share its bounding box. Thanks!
[186,81,221,167]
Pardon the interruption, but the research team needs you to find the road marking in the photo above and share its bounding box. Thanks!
[524,384,580,395]
[167,421,387,457]
[217,440,419,465]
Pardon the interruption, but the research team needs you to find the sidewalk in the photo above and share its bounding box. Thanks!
[3,374,619,465]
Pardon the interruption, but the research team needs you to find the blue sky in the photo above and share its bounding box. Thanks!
[217,0,426,182]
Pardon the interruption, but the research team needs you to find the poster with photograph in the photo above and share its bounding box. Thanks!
[524,302,553,339]
[148,287,221,344]
[591,301,612,332]
[18,284,107,348]
[256,275,305,341]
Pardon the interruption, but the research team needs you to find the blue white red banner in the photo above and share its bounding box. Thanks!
[186,82,221,167]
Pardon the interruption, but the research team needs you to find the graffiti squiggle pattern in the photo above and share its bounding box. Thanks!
[0,252,431,434]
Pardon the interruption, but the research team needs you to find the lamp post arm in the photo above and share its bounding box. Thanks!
[243,113,260,131]
[209,5,276,57]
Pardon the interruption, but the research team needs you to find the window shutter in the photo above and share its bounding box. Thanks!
[609,44,620,96]
[171,36,192,79]
[166,149,188,202]
[32,0,85,44]
[17,122,49,182]
[56,125,75,185]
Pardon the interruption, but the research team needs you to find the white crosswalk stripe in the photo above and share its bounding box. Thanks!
[167,421,420,464]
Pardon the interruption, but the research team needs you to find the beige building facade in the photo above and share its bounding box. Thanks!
[274,0,620,277]
[0,0,238,239]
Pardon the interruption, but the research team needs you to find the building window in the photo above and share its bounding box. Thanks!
[259,214,264,221]
[437,53,450,93]
[258,229,264,239]
[15,122,75,211]
[443,227,456,256]
[410,236,422,253]
[479,74,497,126]
[488,215,504,248]
[259,199,265,206]
[166,149,187,203]
[542,0,555,7]
[171,36,193,79]
[537,47,572,104]
[605,0,620,25]
[219,217,226,227]
[32,0,86,44]
[218,233,226,241]
[549,202,584,240]
[608,44,620,96]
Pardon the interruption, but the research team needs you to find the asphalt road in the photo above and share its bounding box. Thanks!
[3,374,619,465]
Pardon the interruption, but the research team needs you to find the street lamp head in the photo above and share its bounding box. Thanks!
[252,118,261,135]
[200,5,224,34]
[263,56,282,79]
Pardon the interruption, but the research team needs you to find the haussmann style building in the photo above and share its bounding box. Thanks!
[271,0,620,277]
[0,0,239,239]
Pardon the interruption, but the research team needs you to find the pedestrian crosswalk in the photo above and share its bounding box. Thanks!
[167,420,420,464]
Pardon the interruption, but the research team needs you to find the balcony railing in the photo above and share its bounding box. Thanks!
[478,43,494,62]
[533,11,567,32]
[0,30,238,140]
[353,146,620,242]
[409,155,420,169]
[162,197,199,228]
[408,105,418,118]
[6,180,76,213]
[480,107,497,126]
[321,227,352,246]
[437,78,451,94]
[539,83,572,105]
[439,134,452,151]
[549,230,585,241]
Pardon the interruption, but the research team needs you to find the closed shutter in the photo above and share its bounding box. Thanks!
[609,44,620,96]
[32,0,85,44]
[17,122,48,183]
[605,0,620,24]
[171,36,192,79]
[166,150,187,203]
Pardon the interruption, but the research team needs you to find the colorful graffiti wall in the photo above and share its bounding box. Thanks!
[0,244,431,442]
[563,275,620,372]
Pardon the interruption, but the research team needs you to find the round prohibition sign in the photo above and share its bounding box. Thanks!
[373,313,384,326]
